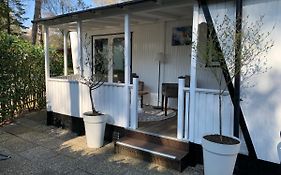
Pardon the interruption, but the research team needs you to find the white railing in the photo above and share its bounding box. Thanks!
[177,78,234,144]
[47,77,129,127]
[91,82,127,127]
[48,78,80,117]
[130,78,139,129]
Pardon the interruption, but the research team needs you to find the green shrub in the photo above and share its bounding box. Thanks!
[0,32,64,122]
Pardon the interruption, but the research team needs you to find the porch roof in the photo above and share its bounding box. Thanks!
[33,0,194,30]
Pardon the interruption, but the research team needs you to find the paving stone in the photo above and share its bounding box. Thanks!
[0,111,204,175]
[46,128,77,141]
[0,132,17,143]
[36,137,66,150]
[0,153,44,175]
[19,146,58,162]
[17,131,49,142]
[66,168,93,175]
[23,110,47,123]
[35,154,79,175]
[1,123,33,135]
[0,137,36,153]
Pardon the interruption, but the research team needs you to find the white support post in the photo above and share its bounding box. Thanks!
[63,30,68,76]
[124,14,131,128]
[177,77,185,140]
[130,77,139,129]
[189,2,199,141]
[77,20,83,77]
[44,25,50,109]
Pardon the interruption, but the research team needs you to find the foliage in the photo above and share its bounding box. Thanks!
[196,15,274,137]
[0,0,27,35]
[0,31,64,122]
[49,48,64,77]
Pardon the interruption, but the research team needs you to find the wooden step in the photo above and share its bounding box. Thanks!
[125,129,189,151]
[115,130,189,171]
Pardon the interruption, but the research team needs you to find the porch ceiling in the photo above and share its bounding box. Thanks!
[44,0,193,31]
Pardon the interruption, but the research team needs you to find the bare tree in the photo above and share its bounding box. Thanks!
[196,15,274,141]
[93,0,129,7]
[42,0,89,17]
[31,0,42,45]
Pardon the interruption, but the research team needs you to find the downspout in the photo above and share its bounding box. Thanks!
[199,0,257,159]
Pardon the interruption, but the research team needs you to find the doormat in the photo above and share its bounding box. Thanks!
[138,106,177,122]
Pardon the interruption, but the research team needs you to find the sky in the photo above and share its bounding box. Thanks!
[23,0,95,27]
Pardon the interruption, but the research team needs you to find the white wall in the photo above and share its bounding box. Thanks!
[205,0,281,164]
[241,0,281,164]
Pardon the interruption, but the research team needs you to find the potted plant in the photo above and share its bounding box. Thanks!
[80,33,110,148]
[196,15,274,175]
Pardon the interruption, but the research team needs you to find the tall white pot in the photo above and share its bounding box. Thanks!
[83,112,108,148]
[202,135,241,175]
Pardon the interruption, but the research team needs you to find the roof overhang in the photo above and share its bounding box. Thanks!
[34,0,194,27]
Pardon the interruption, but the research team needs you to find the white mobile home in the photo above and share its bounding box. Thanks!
[36,0,281,173]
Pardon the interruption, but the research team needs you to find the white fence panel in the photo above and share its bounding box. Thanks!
[92,83,127,127]
[186,89,234,144]
[48,79,80,117]
[48,79,128,127]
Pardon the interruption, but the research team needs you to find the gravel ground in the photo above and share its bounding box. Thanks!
[0,110,203,175]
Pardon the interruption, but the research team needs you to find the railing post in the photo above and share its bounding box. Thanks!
[184,92,190,140]
[130,77,139,129]
[177,76,185,140]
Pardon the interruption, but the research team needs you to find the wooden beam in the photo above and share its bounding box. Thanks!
[234,0,243,138]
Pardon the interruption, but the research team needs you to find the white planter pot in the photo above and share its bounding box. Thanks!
[83,112,108,148]
[278,141,281,163]
[202,135,241,175]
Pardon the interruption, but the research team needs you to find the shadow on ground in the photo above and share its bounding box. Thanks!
[0,110,203,175]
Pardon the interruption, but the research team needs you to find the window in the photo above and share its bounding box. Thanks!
[92,34,125,83]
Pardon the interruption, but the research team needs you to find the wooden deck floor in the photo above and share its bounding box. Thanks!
[137,116,177,138]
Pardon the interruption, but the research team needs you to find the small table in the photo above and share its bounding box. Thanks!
[161,83,178,116]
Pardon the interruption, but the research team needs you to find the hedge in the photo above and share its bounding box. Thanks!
[0,32,63,122]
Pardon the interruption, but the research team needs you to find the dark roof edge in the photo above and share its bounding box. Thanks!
[33,0,156,24]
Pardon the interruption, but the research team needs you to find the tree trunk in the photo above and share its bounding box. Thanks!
[32,0,42,45]
[6,0,10,34]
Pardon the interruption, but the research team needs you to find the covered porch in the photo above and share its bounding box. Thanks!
[41,0,235,144]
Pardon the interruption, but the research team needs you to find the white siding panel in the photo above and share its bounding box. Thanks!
[48,79,128,127]
[92,83,127,127]
[188,90,234,144]
[48,79,80,117]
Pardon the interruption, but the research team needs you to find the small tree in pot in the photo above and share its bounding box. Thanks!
[80,33,110,148]
[196,15,274,175]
